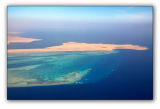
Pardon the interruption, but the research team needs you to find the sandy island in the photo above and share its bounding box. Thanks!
[8,42,148,54]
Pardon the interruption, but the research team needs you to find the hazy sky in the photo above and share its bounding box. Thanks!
[8,6,152,32]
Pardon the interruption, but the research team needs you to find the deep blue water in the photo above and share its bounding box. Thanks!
[7,49,153,100]
[7,23,153,100]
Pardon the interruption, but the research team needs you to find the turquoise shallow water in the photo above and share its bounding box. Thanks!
[8,51,120,87]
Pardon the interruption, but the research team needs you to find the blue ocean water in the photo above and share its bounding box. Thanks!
[7,23,153,100]
[7,49,153,100]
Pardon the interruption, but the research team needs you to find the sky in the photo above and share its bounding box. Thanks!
[8,6,152,32]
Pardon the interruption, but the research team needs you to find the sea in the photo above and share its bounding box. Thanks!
[7,23,153,100]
